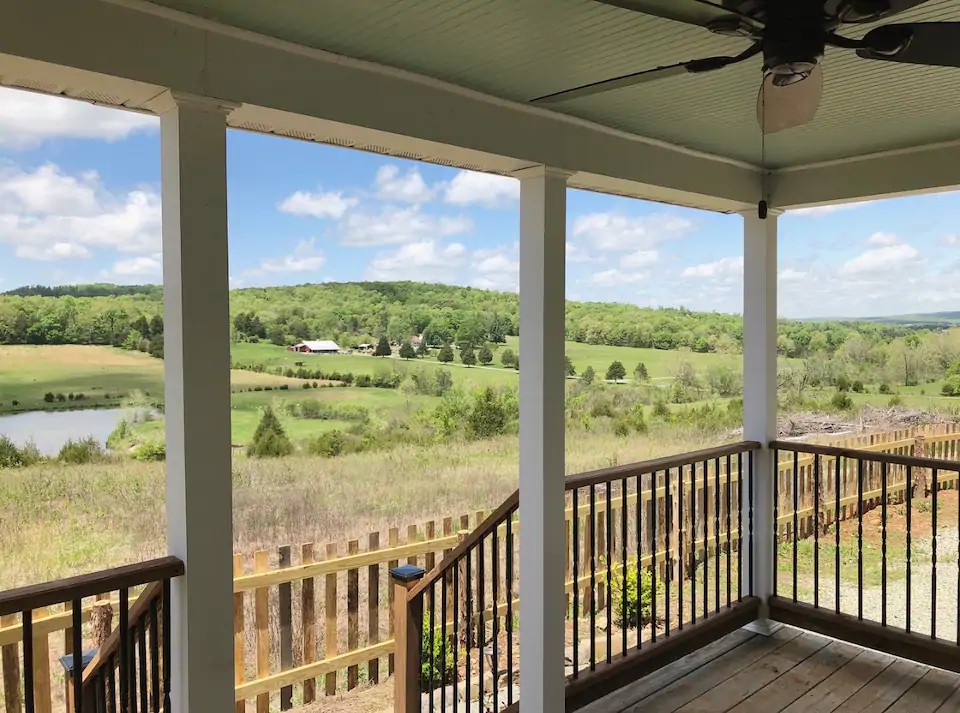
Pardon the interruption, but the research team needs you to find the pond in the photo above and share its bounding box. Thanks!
[0,408,126,456]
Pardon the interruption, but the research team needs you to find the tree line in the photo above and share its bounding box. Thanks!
[0,280,934,358]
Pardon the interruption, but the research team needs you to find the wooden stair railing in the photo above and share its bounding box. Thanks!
[392,441,763,713]
[0,556,184,713]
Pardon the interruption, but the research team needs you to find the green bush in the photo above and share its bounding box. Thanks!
[613,418,631,437]
[467,387,516,439]
[942,375,960,396]
[830,390,854,410]
[609,559,654,629]
[247,406,293,458]
[652,399,670,419]
[43,392,55,403]
[878,383,891,395]
[308,430,346,457]
[888,395,904,407]
[851,380,864,393]
[420,611,455,689]
[133,441,166,461]
[0,436,27,468]
[58,437,105,464]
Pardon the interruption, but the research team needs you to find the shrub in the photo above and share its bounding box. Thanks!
[133,441,166,462]
[56,393,67,402]
[500,348,516,368]
[479,344,494,366]
[580,366,596,385]
[606,361,627,383]
[0,436,25,468]
[652,399,670,419]
[43,392,55,403]
[308,430,346,457]
[942,375,960,396]
[467,387,515,439]
[613,418,631,437]
[830,390,854,410]
[609,560,654,629]
[437,344,454,364]
[356,374,373,388]
[879,383,891,395]
[247,406,293,458]
[420,611,455,689]
[835,375,851,392]
[852,380,864,393]
[58,437,105,464]
[888,395,904,407]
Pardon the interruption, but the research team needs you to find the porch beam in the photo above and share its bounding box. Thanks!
[160,90,236,713]
[515,165,569,713]
[741,209,780,632]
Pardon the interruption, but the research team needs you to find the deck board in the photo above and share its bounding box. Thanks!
[589,626,960,713]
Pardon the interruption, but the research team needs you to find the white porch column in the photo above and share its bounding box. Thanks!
[158,91,236,712]
[741,209,781,631]
[515,165,570,713]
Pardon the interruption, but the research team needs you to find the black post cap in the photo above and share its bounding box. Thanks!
[390,564,427,583]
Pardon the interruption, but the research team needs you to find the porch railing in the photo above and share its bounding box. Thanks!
[392,441,762,712]
[770,440,960,673]
[0,557,184,713]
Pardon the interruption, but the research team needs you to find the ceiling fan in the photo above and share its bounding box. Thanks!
[531,0,960,133]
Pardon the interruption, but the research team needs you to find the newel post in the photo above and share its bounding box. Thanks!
[391,565,426,713]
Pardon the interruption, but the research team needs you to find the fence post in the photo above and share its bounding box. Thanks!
[390,565,426,713]
[1,613,22,713]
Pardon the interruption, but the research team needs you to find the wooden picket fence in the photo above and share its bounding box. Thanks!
[4,422,960,713]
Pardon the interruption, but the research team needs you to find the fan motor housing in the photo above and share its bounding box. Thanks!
[762,4,827,86]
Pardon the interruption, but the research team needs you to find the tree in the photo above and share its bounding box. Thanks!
[121,329,143,351]
[606,361,626,383]
[478,344,493,365]
[374,335,391,357]
[399,340,416,360]
[437,344,454,363]
[581,366,596,385]
[500,348,516,368]
[634,362,649,381]
[565,355,576,377]
[416,339,430,357]
[461,346,476,367]
[247,406,293,458]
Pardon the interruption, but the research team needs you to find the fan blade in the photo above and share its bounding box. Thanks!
[532,44,761,105]
[595,0,762,30]
[756,64,824,134]
[829,0,933,24]
[858,23,960,68]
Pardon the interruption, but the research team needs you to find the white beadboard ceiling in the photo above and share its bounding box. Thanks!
[144,0,960,168]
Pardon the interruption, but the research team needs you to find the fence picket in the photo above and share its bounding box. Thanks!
[346,540,360,691]
[387,527,399,677]
[302,543,316,704]
[1,613,21,713]
[367,532,380,685]
[324,543,338,696]
[279,545,293,710]
[254,550,270,713]
[233,554,245,713]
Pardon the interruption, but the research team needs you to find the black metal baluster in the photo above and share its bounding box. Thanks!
[636,475,642,650]
[590,486,597,668]
[836,455,842,615]
[665,471,671,635]
[478,537,485,706]
[107,657,117,713]
[23,609,34,713]
[73,599,83,713]
[749,451,755,597]
[621,477,628,653]
[814,454,820,609]
[691,464,697,625]
[605,480,612,663]
[492,526,499,712]
[119,588,129,713]
[882,460,888,626]
[150,598,160,713]
[792,451,799,602]
[737,452,743,603]
[453,550,461,713]
[703,460,709,618]
[429,582,436,713]
[465,550,472,705]
[97,673,106,713]
[651,469,657,641]
[441,573,448,713]
[773,449,779,598]
[956,468,960,645]
[571,489,579,675]
[162,580,171,713]
[857,460,864,621]
[138,619,148,713]
[726,454,732,608]
[906,465,912,633]
[715,458,721,614]
[679,466,685,627]
[933,468,939,639]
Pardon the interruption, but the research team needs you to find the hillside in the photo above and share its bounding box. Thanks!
[0,281,925,357]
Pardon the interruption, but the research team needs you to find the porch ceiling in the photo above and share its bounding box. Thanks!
[147,0,960,169]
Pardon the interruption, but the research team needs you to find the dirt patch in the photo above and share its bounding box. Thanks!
[859,490,959,547]
[295,682,392,713]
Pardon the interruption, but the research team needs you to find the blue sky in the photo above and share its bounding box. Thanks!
[0,87,957,319]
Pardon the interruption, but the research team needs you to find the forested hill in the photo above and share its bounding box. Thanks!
[0,281,929,357]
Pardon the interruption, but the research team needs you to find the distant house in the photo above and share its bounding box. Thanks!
[288,340,340,354]
[410,334,424,346]
[356,342,373,351]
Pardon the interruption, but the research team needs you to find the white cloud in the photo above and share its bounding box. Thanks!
[571,212,693,252]
[375,165,434,203]
[779,267,809,282]
[16,242,91,261]
[366,240,467,282]
[788,200,876,217]
[866,231,897,246]
[254,238,326,274]
[840,243,919,275]
[681,256,743,279]
[588,269,648,287]
[341,206,471,246]
[107,254,162,280]
[0,88,157,148]
[939,234,960,246]
[443,171,519,208]
[471,246,519,291]
[279,189,358,219]
[566,243,603,264]
[0,162,161,260]
[619,250,658,270]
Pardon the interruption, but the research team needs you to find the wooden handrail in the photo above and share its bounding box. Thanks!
[0,556,184,616]
[770,439,960,473]
[564,440,761,490]
[81,581,163,682]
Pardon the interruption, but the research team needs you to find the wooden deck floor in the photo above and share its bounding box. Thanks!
[579,626,960,713]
